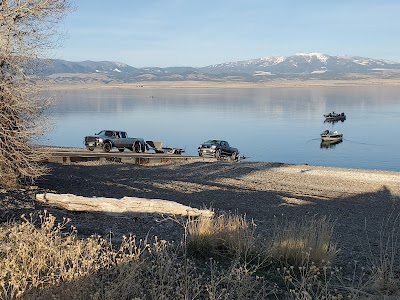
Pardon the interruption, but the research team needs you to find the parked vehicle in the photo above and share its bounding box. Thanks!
[320,129,343,142]
[324,111,346,121]
[84,130,146,152]
[198,140,239,160]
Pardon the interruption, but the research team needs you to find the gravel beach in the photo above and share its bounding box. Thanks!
[2,160,400,270]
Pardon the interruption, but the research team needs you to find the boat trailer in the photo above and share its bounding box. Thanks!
[146,141,185,155]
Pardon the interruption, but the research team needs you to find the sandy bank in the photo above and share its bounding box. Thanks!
[45,79,400,90]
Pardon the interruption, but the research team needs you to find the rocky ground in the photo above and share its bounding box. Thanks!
[2,160,400,272]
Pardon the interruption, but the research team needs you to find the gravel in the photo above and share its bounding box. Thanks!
[2,160,400,270]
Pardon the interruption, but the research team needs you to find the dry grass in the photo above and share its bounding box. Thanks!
[185,213,261,261]
[0,211,276,299]
[0,211,145,299]
[270,215,338,266]
[185,213,270,271]
[1,211,400,299]
[278,261,343,300]
[363,213,400,296]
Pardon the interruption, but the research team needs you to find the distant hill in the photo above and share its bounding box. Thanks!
[36,53,400,83]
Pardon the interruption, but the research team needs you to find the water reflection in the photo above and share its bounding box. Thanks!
[320,139,343,149]
[323,119,346,125]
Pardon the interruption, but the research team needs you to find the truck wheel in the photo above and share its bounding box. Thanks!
[103,142,112,152]
[134,143,140,153]
[231,151,237,161]
[140,143,146,153]
[87,147,94,151]
[118,148,125,152]
[214,149,221,159]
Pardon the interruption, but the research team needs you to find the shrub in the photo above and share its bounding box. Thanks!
[0,0,72,188]
[8,210,400,299]
[185,213,259,260]
[270,215,338,266]
[0,211,277,299]
[0,211,145,299]
[364,213,400,296]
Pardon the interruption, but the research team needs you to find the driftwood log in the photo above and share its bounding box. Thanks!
[36,193,213,217]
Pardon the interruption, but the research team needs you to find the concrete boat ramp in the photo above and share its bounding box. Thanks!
[45,147,216,165]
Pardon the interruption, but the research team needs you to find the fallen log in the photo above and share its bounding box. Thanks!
[36,193,213,217]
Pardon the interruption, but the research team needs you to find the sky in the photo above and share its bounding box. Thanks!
[55,0,400,68]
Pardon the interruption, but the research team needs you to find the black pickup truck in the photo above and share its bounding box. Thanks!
[198,139,239,160]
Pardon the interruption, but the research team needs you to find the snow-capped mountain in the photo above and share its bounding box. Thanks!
[39,60,142,75]
[37,53,400,83]
[199,52,400,75]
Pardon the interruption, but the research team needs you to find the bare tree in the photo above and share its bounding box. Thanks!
[0,0,72,188]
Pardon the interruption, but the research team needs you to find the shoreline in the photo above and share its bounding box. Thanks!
[2,159,400,275]
[44,78,400,90]
[42,145,400,173]
[35,161,400,260]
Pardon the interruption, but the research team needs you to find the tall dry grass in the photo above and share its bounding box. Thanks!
[0,211,276,299]
[186,213,258,257]
[1,210,400,299]
[270,215,338,266]
[363,213,400,296]
[0,211,146,299]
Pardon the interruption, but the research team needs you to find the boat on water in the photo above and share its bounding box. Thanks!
[321,129,343,142]
[324,111,346,121]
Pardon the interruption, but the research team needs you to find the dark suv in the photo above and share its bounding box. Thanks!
[198,140,239,160]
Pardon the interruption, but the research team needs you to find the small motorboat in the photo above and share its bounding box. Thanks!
[324,111,346,121]
[321,129,343,142]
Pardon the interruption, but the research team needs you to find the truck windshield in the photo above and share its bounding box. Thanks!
[97,130,113,137]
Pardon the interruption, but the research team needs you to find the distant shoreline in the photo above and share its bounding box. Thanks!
[45,79,400,90]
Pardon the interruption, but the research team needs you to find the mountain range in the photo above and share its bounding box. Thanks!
[38,53,400,83]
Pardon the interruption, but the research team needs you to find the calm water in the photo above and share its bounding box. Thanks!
[42,86,400,171]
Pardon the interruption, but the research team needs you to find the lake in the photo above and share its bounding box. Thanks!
[42,85,400,172]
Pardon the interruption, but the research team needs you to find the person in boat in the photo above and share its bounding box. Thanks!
[323,129,329,135]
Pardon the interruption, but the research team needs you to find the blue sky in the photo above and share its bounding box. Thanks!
[56,0,400,67]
